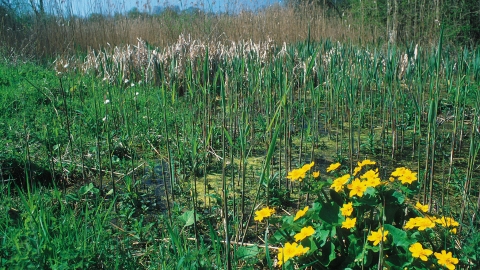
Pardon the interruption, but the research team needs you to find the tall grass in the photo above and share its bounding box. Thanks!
[1,27,480,267]
[2,2,387,59]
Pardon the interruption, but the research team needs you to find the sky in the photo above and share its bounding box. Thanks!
[69,0,284,16]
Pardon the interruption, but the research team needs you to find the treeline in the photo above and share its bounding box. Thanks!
[289,0,480,44]
[0,0,479,59]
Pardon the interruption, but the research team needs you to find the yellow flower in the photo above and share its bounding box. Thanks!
[435,216,459,228]
[330,174,351,192]
[340,202,354,216]
[294,226,315,242]
[347,178,368,197]
[353,166,362,176]
[277,242,309,266]
[312,171,320,178]
[415,202,429,212]
[364,175,381,188]
[434,250,459,270]
[391,167,407,177]
[326,162,341,172]
[367,228,389,246]
[399,170,417,184]
[294,206,309,221]
[301,161,315,172]
[409,243,433,261]
[404,217,420,230]
[359,159,376,166]
[360,169,380,182]
[287,168,306,181]
[341,217,356,229]
[296,244,309,256]
[254,206,275,222]
[415,217,436,231]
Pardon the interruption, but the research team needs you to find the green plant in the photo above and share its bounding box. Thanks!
[264,160,465,269]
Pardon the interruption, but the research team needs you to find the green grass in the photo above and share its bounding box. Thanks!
[0,38,479,269]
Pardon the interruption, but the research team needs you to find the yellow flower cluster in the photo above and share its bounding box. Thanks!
[408,243,459,269]
[360,169,381,188]
[254,206,275,222]
[353,159,376,175]
[329,160,391,197]
[277,242,310,267]
[286,162,315,182]
[339,202,356,229]
[404,217,436,230]
[390,167,418,184]
[435,216,460,234]
[277,207,316,267]
[405,215,459,234]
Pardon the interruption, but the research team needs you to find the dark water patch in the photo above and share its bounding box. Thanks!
[1,157,56,189]
[139,160,171,210]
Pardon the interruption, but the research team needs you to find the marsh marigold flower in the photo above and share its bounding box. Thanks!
[294,206,309,221]
[415,217,436,231]
[347,178,368,197]
[294,226,315,242]
[359,159,376,166]
[435,216,459,228]
[361,169,381,188]
[330,174,351,192]
[254,206,275,222]
[391,167,407,177]
[277,242,309,266]
[287,168,306,181]
[326,162,341,172]
[409,243,433,261]
[301,161,315,172]
[434,250,459,270]
[312,171,320,178]
[399,170,418,184]
[341,217,356,229]
[415,202,429,212]
[404,217,421,230]
[340,202,354,216]
[353,166,362,176]
[367,228,389,246]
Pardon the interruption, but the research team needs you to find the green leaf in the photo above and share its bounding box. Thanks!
[348,235,364,262]
[236,245,259,260]
[78,183,97,196]
[329,189,344,206]
[178,210,202,227]
[385,189,405,205]
[318,201,340,224]
[224,128,233,147]
[312,229,330,249]
[384,224,415,249]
